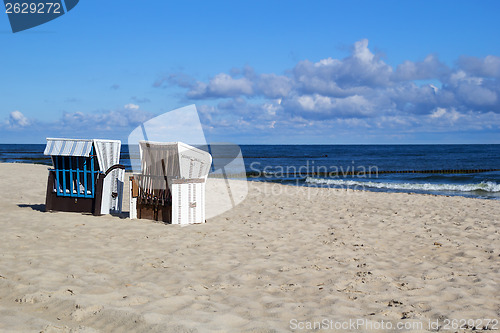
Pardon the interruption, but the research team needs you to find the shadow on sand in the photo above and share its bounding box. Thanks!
[17,204,45,212]
[17,204,130,219]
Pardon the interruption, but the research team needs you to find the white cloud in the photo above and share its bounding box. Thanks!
[352,39,374,63]
[187,73,253,99]
[3,39,497,143]
[430,107,447,118]
[124,103,140,110]
[0,105,155,136]
[256,73,293,98]
[284,94,375,119]
[445,70,498,109]
[394,54,449,81]
[458,55,500,78]
[61,106,153,130]
[161,38,500,139]
[9,111,30,127]
[293,39,393,96]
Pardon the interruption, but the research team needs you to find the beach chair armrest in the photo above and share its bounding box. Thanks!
[104,164,126,178]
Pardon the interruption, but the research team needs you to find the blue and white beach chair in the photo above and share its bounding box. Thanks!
[44,138,125,215]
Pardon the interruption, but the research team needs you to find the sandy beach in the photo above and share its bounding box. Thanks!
[0,162,498,332]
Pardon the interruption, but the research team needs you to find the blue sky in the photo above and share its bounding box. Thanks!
[1,0,499,144]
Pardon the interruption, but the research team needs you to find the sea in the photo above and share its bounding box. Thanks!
[1,144,500,200]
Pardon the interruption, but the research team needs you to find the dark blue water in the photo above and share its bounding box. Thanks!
[1,144,499,199]
[236,145,500,200]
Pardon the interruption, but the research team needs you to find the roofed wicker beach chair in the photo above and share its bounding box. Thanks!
[129,141,212,224]
[44,138,125,215]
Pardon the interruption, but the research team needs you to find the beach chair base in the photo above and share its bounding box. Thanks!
[129,176,206,224]
[136,203,173,223]
[45,170,104,216]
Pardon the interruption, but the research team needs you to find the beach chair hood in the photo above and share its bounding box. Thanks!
[139,141,212,181]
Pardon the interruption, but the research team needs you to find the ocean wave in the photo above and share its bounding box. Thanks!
[305,177,500,193]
